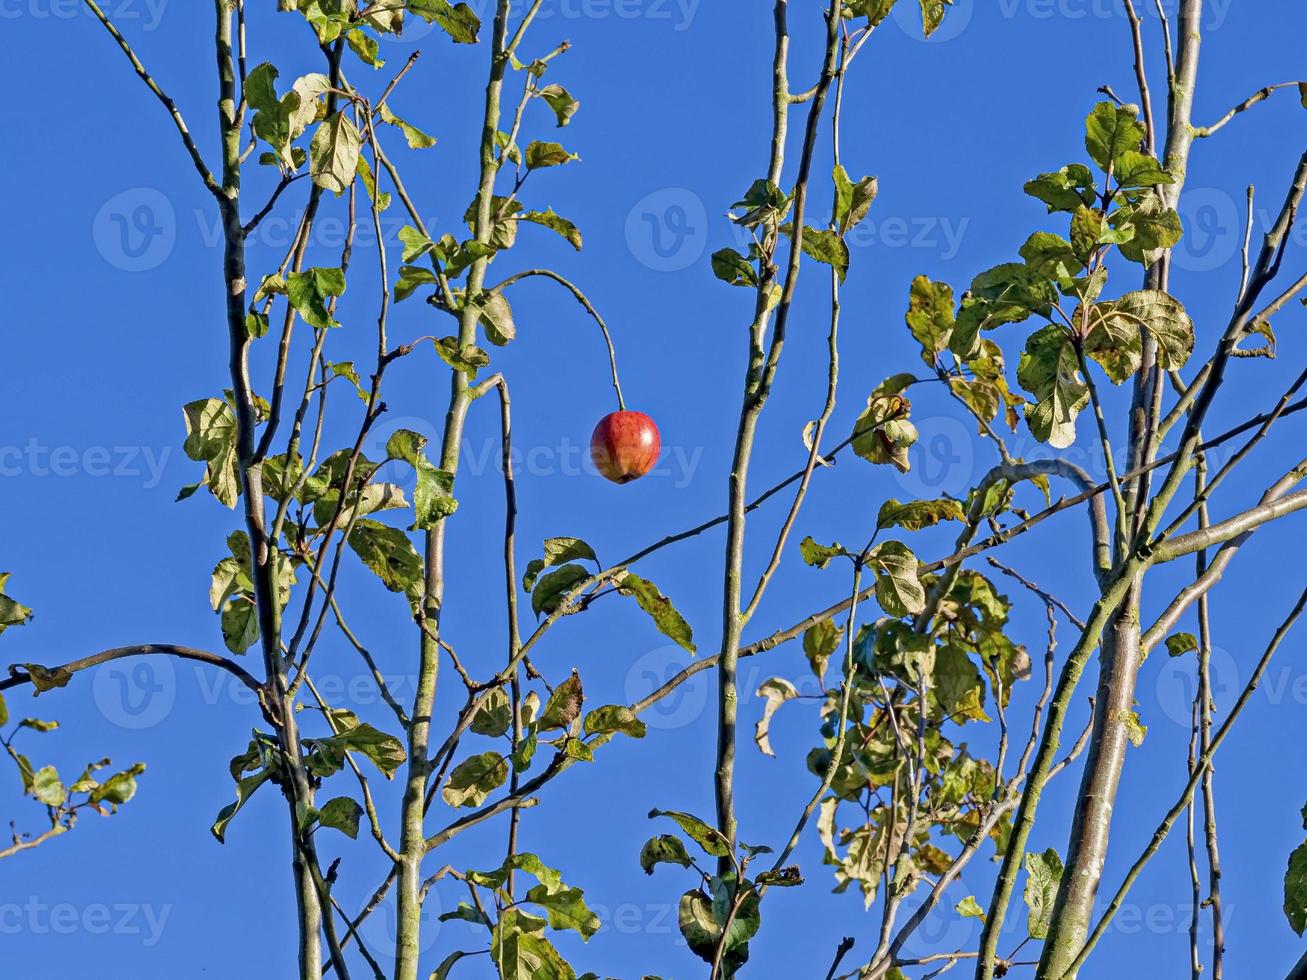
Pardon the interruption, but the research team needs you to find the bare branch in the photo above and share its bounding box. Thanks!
[81,0,221,198]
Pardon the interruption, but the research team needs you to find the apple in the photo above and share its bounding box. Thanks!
[590,410,660,484]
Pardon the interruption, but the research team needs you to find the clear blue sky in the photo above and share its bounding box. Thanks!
[2,1,1305,977]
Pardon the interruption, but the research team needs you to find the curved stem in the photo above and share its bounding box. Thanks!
[489,269,626,411]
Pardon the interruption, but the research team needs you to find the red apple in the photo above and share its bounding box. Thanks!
[590,410,660,484]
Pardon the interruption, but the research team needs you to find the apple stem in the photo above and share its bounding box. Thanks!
[486,268,628,412]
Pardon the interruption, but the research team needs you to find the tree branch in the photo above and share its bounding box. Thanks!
[82,0,221,199]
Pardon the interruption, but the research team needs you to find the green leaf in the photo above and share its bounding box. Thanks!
[399,225,435,264]
[520,208,583,250]
[844,0,898,26]
[432,336,490,379]
[1083,301,1144,384]
[395,265,438,303]
[851,391,917,473]
[712,247,759,288]
[876,497,966,532]
[346,28,383,68]
[20,664,72,695]
[800,537,849,569]
[641,833,695,879]
[524,537,598,593]
[539,671,584,733]
[615,572,696,654]
[803,620,842,686]
[491,909,576,979]
[442,751,508,807]
[386,429,458,530]
[754,677,798,757]
[1023,848,1064,940]
[1085,101,1146,171]
[377,103,436,149]
[1025,164,1097,213]
[287,267,346,330]
[471,688,513,738]
[583,705,647,739]
[832,164,877,234]
[317,796,363,839]
[1017,324,1087,449]
[731,178,790,229]
[1112,193,1184,266]
[220,595,260,654]
[477,289,517,346]
[905,275,954,366]
[1287,840,1307,935]
[680,878,760,972]
[649,808,731,858]
[525,140,578,169]
[315,721,408,778]
[790,225,850,282]
[918,0,950,36]
[1109,709,1148,747]
[936,644,990,724]
[407,0,480,43]
[956,896,986,921]
[1098,289,1194,370]
[537,83,580,127]
[181,398,239,508]
[1166,632,1199,657]
[309,111,362,195]
[530,564,590,618]
[212,769,272,843]
[1020,231,1082,282]
[32,765,66,807]
[0,573,33,636]
[525,882,601,939]
[347,519,424,606]
[868,540,925,617]
[1114,150,1173,188]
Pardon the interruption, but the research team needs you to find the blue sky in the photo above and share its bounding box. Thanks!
[2,1,1306,977]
